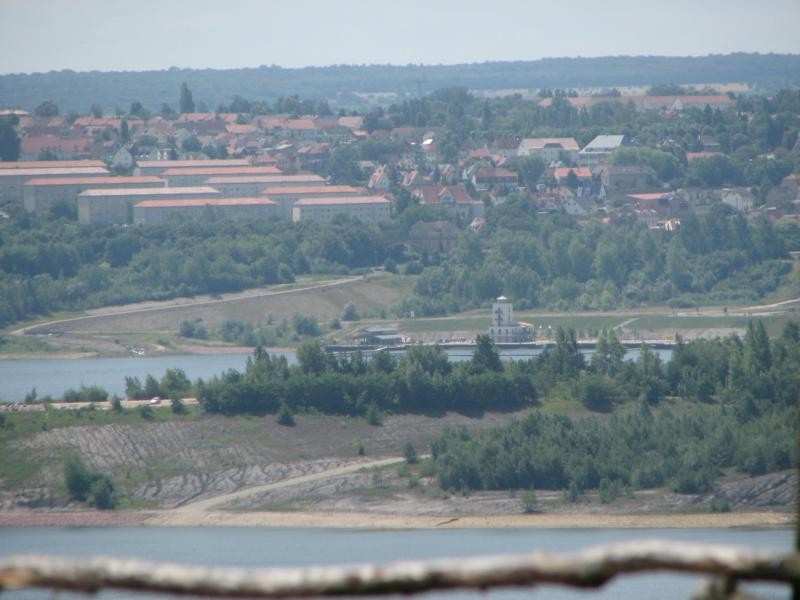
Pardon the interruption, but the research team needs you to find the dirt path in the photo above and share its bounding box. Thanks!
[174,456,407,513]
[742,297,800,313]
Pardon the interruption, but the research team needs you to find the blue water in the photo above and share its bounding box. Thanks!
[0,348,672,403]
[0,526,790,599]
[0,353,255,403]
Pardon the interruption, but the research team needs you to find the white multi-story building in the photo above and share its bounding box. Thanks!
[23,176,165,214]
[160,166,282,187]
[0,160,106,170]
[204,174,327,198]
[78,186,221,224]
[0,166,109,203]
[578,135,629,168]
[261,185,362,219]
[133,197,277,225]
[134,159,251,177]
[488,296,532,344]
[517,138,579,164]
[291,196,391,224]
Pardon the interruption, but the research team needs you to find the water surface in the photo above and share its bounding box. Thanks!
[0,526,790,600]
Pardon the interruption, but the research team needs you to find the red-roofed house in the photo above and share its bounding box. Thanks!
[489,138,521,158]
[338,116,364,130]
[553,167,592,185]
[412,184,484,220]
[625,192,675,217]
[20,137,95,160]
[285,118,320,140]
[401,170,431,189]
[296,144,331,170]
[368,165,392,191]
[518,138,580,164]
[472,167,519,191]
[686,151,721,162]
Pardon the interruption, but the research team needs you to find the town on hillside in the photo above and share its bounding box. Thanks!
[1,85,798,236]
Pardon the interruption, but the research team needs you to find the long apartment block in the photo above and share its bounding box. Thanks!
[77,186,221,224]
[23,176,165,214]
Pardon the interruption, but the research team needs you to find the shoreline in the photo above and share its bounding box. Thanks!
[0,510,793,529]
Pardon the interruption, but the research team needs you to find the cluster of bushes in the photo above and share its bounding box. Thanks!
[429,321,800,495]
[431,404,793,496]
[179,315,325,347]
[64,455,116,509]
[125,368,192,400]
[22,385,111,404]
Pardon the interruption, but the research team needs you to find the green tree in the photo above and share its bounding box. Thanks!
[160,368,191,399]
[564,170,579,189]
[124,376,145,400]
[510,155,546,187]
[591,329,626,376]
[277,402,295,426]
[471,334,503,373]
[90,103,103,118]
[0,120,21,162]
[129,101,146,117]
[293,314,321,336]
[744,320,772,374]
[34,100,59,117]
[366,402,383,426]
[144,374,161,398]
[342,302,360,321]
[403,442,418,464]
[64,454,116,509]
[64,454,93,501]
[325,145,363,184]
[296,342,328,375]
[577,373,617,412]
[179,82,195,114]
[182,136,202,152]
[87,477,117,509]
[519,489,539,513]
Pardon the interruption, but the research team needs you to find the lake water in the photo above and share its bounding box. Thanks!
[0,348,672,403]
[0,527,791,600]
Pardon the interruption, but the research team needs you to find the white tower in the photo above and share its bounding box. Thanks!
[492,296,513,327]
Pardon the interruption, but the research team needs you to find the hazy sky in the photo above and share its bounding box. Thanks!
[1,0,798,74]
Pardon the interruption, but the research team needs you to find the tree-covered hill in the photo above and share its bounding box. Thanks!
[2,53,799,113]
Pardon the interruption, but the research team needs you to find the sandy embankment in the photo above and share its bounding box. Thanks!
[0,510,793,529]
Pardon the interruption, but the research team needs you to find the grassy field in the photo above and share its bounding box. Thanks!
[0,334,65,356]
[398,312,797,340]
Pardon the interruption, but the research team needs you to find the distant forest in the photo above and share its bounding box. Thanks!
[2,53,799,113]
